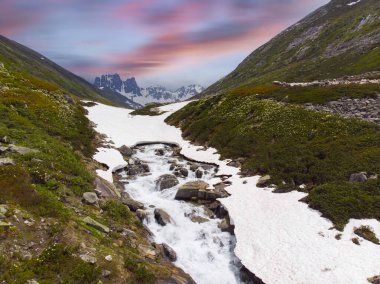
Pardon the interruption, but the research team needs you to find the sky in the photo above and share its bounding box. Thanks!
[0,0,328,89]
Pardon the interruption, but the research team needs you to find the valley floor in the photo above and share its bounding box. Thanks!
[86,102,380,284]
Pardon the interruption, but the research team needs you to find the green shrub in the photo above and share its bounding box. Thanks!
[102,200,133,222]
[0,244,101,283]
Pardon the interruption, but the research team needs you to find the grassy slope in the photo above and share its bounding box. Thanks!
[0,41,178,282]
[200,0,380,97]
[166,93,380,230]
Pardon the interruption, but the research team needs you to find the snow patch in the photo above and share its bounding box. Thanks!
[86,101,380,284]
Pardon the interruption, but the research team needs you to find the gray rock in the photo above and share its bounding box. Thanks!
[0,158,15,166]
[26,280,39,284]
[154,208,171,226]
[121,197,144,212]
[82,192,98,205]
[136,209,148,221]
[102,270,111,278]
[83,217,110,233]
[349,172,368,183]
[0,136,9,144]
[175,181,210,201]
[155,148,165,156]
[0,221,12,229]
[0,205,8,219]
[0,146,9,154]
[368,275,380,284]
[121,228,136,238]
[162,243,177,261]
[195,169,203,178]
[79,254,97,264]
[118,145,133,157]
[179,168,189,177]
[8,145,38,155]
[257,175,271,187]
[190,215,209,224]
[189,164,199,172]
[218,218,235,234]
[156,174,179,190]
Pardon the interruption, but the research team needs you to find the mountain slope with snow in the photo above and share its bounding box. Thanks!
[94,74,204,106]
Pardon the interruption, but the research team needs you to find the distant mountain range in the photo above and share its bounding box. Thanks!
[94,74,204,107]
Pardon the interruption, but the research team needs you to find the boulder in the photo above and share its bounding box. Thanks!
[156,174,179,190]
[0,221,12,229]
[8,145,39,155]
[190,215,209,224]
[162,243,177,261]
[138,244,157,260]
[154,208,171,226]
[368,275,380,284]
[79,254,97,264]
[118,145,133,157]
[256,175,271,187]
[83,217,110,233]
[175,181,224,202]
[82,192,98,206]
[127,161,150,176]
[349,172,368,183]
[195,169,203,178]
[121,197,144,212]
[189,164,199,172]
[155,148,165,156]
[0,146,9,154]
[102,270,111,278]
[174,166,189,178]
[0,158,15,166]
[0,136,9,144]
[218,218,235,234]
[136,209,148,221]
[0,205,7,219]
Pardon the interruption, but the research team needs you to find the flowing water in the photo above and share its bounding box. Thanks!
[120,144,243,284]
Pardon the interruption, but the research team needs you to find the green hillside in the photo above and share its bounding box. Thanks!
[167,0,380,230]
[0,36,185,283]
[200,0,380,97]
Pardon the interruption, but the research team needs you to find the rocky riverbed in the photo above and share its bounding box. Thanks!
[113,144,256,284]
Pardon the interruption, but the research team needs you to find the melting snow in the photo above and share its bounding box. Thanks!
[86,101,380,284]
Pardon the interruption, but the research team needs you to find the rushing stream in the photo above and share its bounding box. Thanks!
[119,144,243,284]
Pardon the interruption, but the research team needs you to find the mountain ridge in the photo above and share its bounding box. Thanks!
[94,74,204,106]
[199,0,380,97]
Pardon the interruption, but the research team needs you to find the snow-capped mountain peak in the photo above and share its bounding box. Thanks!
[94,74,204,107]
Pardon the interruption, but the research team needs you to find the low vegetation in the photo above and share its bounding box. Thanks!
[232,83,380,105]
[354,225,380,245]
[166,92,380,229]
[0,59,181,282]
[131,103,165,116]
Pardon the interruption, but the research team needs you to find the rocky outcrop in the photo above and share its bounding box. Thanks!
[125,158,150,176]
[368,275,380,284]
[154,209,171,226]
[156,174,179,190]
[175,181,228,202]
[0,158,15,166]
[158,243,177,262]
[121,197,144,212]
[82,192,99,206]
[349,172,368,183]
[118,145,133,157]
[256,175,271,187]
[304,95,380,125]
[83,216,110,233]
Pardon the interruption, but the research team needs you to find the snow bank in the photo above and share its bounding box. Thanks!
[86,102,380,284]
[93,147,127,182]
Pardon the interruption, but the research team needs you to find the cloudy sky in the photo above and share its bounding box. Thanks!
[0,0,328,89]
